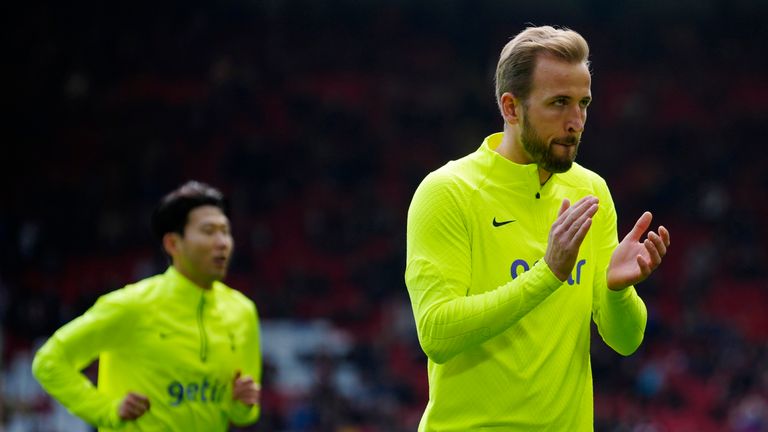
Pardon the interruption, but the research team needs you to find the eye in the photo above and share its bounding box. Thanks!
[201,224,230,236]
[580,98,592,108]
[553,98,567,106]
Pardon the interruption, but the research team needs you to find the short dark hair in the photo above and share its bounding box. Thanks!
[151,180,229,240]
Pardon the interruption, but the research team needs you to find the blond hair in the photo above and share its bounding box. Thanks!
[495,26,590,107]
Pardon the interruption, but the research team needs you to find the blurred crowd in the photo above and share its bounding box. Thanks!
[3,1,768,431]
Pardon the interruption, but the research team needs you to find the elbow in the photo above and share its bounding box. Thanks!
[31,349,48,383]
[611,334,644,357]
[420,342,454,365]
[416,320,457,365]
[614,345,639,357]
[31,338,58,385]
[31,354,42,380]
[413,299,473,365]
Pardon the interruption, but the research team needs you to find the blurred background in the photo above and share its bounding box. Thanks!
[4,0,768,431]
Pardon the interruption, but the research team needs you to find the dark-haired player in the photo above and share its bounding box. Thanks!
[33,180,261,431]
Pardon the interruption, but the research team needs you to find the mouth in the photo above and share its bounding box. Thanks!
[551,143,577,154]
[213,256,229,268]
[552,139,577,147]
[552,136,579,147]
[552,143,573,149]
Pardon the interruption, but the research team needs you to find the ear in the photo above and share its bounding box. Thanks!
[162,232,182,258]
[499,92,521,126]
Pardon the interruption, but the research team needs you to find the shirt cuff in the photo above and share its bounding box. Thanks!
[230,401,260,426]
[533,259,566,294]
[605,284,636,302]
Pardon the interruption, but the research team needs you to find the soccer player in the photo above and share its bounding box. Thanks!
[405,26,671,430]
[32,181,261,431]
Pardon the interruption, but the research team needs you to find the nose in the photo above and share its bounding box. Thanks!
[214,232,232,249]
[566,106,586,134]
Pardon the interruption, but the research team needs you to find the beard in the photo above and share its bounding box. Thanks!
[520,112,580,173]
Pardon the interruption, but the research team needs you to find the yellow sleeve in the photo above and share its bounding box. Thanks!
[32,290,138,428]
[590,178,647,355]
[405,172,562,364]
[227,300,262,425]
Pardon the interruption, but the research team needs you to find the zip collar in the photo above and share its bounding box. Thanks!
[164,266,218,305]
[479,132,552,198]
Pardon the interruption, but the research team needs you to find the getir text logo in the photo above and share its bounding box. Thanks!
[167,377,227,406]
[511,259,587,285]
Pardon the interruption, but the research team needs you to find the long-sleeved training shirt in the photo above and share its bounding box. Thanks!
[405,133,647,431]
[32,266,261,431]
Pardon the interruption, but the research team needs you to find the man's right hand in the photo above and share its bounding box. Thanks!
[544,196,599,281]
[118,392,150,421]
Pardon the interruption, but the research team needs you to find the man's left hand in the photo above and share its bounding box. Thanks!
[232,370,261,406]
[607,211,670,291]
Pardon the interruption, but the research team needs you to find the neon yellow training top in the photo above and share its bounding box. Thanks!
[405,133,647,431]
[32,266,261,431]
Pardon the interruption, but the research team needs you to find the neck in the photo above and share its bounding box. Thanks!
[538,168,552,185]
[173,265,213,290]
[495,127,528,164]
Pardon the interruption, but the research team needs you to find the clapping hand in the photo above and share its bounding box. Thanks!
[544,196,599,281]
[607,211,670,291]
